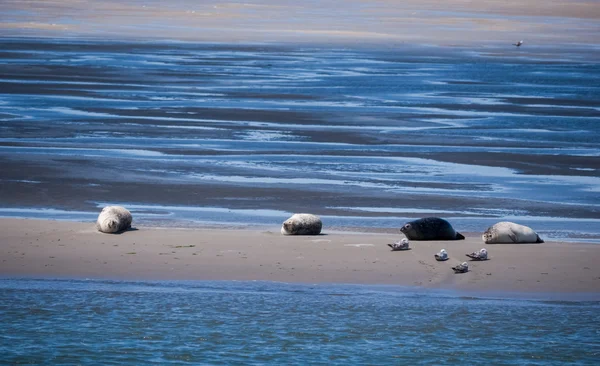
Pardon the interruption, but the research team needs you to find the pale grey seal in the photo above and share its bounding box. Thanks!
[281,213,322,235]
[400,217,465,241]
[96,205,132,234]
[466,248,488,261]
[452,262,469,273]
[482,222,544,244]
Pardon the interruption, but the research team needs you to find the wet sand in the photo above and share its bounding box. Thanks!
[1,218,599,297]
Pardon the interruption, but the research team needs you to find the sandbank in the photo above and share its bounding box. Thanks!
[1,218,599,298]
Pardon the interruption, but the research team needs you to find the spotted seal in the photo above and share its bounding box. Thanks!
[281,213,322,235]
[400,217,465,241]
[96,205,132,234]
[482,222,544,244]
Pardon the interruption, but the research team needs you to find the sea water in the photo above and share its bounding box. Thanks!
[0,39,599,242]
[0,279,599,364]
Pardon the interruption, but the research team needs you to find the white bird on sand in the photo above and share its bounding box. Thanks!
[513,40,524,47]
[388,238,410,251]
[466,248,488,261]
[452,262,469,273]
[434,249,448,261]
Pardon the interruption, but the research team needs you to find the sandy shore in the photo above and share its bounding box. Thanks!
[1,218,599,296]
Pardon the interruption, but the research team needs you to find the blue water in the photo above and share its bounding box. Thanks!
[0,38,599,241]
[0,279,599,364]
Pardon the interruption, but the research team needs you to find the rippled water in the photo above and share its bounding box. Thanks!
[0,38,599,241]
[0,279,599,364]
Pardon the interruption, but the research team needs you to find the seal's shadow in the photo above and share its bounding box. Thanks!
[113,227,139,235]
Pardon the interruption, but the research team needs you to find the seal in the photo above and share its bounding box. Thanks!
[466,248,488,261]
[452,262,469,273]
[400,217,465,241]
[281,213,322,235]
[96,205,132,234]
[482,222,544,244]
[434,249,448,261]
[388,238,410,251]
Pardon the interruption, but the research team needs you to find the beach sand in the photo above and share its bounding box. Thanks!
[1,218,598,296]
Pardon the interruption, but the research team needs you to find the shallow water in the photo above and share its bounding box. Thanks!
[0,279,598,365]
[0,38,599,241]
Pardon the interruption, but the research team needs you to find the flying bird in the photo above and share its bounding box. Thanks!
[513,40,524,47]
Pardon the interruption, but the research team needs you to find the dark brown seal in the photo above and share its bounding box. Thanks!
[400,217,464,241]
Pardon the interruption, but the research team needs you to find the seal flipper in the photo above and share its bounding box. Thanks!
[455,232,465,240]
[536,235,544,243]
[508,229,518,243]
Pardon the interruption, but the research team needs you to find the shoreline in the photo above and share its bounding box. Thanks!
[3,34,600,50]
[2,218,599,299]
[1,212,599,244]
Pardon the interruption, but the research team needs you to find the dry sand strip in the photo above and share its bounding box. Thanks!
[1,218,599,296]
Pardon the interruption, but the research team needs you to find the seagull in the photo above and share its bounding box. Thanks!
[466,248,488,261]
[513,40,524,47]
[452,262,469,273]
[388,238,410,251]
[434,249,449,261]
